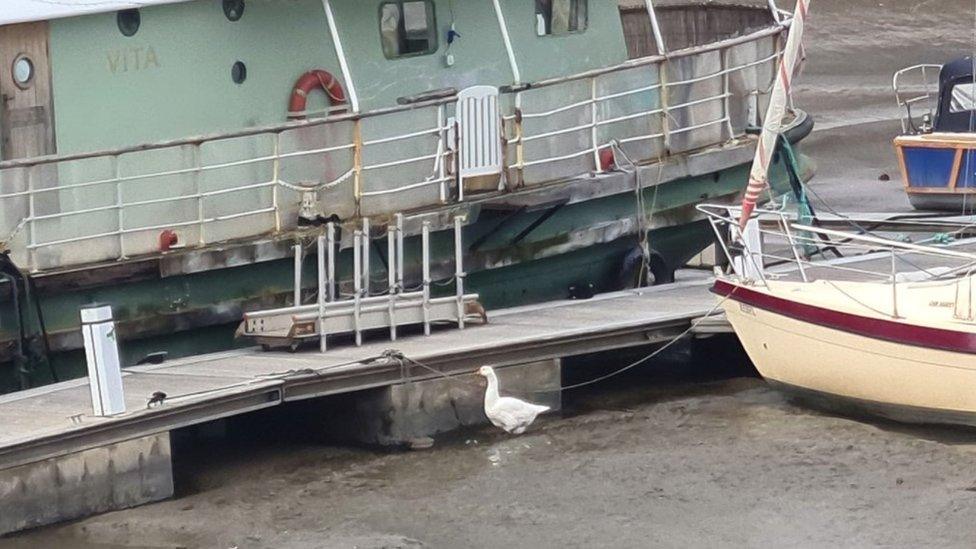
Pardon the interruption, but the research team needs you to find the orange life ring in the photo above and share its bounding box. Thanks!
[288,69,347,119]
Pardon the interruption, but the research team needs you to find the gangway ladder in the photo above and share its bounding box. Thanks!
[246,213,481,351]
[456,85,503,201]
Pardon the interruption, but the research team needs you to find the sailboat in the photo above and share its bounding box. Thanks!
[710,0,976,427]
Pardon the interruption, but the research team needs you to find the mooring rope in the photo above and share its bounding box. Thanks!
[388,289,735,393]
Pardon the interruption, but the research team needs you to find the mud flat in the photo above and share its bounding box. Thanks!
[7,365,976,549]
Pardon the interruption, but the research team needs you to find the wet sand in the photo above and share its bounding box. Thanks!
[9,2,976,548]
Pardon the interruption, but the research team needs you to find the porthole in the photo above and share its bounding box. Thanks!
[11,55,34,89]
[117,9,141,37]
[223,0,245,21]
[231,61,247,84]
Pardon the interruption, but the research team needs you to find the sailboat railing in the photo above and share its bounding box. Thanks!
[698,203,976,291]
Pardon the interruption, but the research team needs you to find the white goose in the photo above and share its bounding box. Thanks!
[478,366,550,435]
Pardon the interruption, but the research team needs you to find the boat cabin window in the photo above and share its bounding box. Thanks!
[535,0,588,36]
[380,0,438,59]
[11,55,34,90]
[223,0,245,21]
[117,9,141,37]
[950,82,976,113]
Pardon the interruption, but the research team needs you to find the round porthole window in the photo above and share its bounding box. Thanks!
[223,0,245,21]
[231,61,247,84]
[12,55,34,89]
[117,9,141,37]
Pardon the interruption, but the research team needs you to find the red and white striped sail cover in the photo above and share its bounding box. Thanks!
[739,0,811,231]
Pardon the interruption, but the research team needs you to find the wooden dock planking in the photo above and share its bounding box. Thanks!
[0,274,719,470]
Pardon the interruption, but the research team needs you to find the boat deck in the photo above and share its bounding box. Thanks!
[0,272,718,470]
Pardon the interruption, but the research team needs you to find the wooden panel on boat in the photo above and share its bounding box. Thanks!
[0,21,56,160]
[618,4,775,59]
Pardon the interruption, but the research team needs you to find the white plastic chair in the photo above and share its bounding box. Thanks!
[455,85,502,200]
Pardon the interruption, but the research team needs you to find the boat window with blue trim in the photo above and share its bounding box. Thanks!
[535,0,588,36]
[380,0,437,59]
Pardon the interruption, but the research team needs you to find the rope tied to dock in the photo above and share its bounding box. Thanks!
[384,289,735,393]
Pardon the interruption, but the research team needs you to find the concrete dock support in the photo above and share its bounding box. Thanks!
[0,433,173,536]
[319,359,562,446]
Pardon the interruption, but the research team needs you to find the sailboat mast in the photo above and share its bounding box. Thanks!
[739,0,810,231]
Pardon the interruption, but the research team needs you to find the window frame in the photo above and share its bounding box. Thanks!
[378,0,439,60]
[534,0,588,37]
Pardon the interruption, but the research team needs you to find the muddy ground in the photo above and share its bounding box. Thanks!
[8,1,976,548]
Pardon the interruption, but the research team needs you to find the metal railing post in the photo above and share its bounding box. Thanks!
[195,145,205,246]
[891,249,900,318]
[590,77,601,173]
[317,234,327,352]
[644,0,667,55]
[387,225,398,341]
[27,169,36,271]
[438,104,447,203]
[326,222,336,302]
[272,133,281,232]
[767,0,781,23]
[659,61,672,154]
[293,243,303,307]
[353,120,363,216]
[113,155,125,261]
[395,213,405,291]
[422,221,431,336]
[780,218,808,282]
[721,48,735,140]
[362,217,370,296]
[454,215,465,329]
[353,230,363,346]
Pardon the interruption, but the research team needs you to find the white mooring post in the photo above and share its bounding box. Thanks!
[454,216,465,330]
[422,221,431,336]
[80,305,126,416]
[353,230,363,346]
[317,234,327,352]
[293,243,302,307]
[387,225,398,341]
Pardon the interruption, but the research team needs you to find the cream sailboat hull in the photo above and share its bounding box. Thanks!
[715,278,976,425]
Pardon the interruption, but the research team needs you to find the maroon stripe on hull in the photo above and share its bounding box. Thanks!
[712,279,976,355]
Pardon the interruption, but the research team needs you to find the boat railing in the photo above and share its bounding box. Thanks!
[698,203,976,290]
[893,64,942,134]
[0,22,790,273]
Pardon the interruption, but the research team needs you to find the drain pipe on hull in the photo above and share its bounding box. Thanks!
[321,0,360,113]
[490,0,521,85]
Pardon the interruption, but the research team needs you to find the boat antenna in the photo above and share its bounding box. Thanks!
[738,0,810,232]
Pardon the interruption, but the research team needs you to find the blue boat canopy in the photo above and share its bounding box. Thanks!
[935,56,976,132]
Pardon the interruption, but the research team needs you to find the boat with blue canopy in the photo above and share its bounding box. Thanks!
[894,56,976,211]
